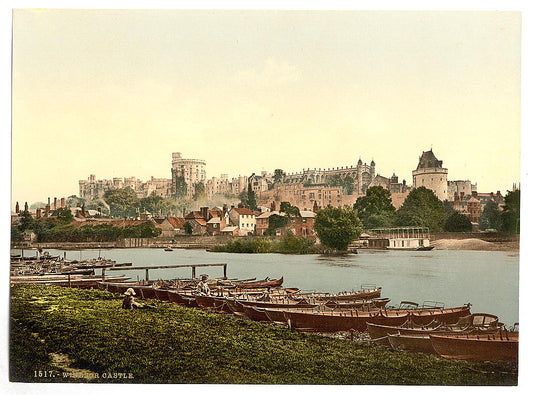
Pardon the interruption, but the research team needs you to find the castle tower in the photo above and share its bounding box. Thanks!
[412,149,448,201]
[171,152,207,199]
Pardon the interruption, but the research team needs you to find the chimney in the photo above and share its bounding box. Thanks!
[36,209,41,219]
[54,197,57,210]
[200,206,208,220]
[60,198,65,209]
[45,203,50,214]
[24,202,29,212]
[223,204,228,215]
[15,202,19,214]
[182,208,186,217]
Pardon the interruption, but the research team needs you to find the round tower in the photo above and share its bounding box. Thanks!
[412,149,448,201]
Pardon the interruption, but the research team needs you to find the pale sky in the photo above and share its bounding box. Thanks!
[11,9,522,206]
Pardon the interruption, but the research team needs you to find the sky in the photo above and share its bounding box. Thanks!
[10,8,522,206]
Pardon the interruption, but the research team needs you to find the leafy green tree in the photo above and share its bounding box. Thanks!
[354,186,396,229]
[55,208,74,225]
[193,182,206,201]
[396,187,445,232]
[279,201,301,218]
[444,211,472,232]
[184,222,194,235]
[238,190,248,207]
[273,169,286,183]
[140,194,164,215]
[265,214,290,236]
[314,207,362,252]
[85,198,110,216]
[104,188,140,218]
[364,212,396,229]
[246,183,258,211]
[501,190,520,234]
[66,195,86,208]
[479,200,502,231]
[18,211,35,232]
[174,176,188,198]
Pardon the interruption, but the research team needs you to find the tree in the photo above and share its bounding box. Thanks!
[193,182,206,201]
[273,169,286,183]
[501,190,520,234]
[479,200,502,231]
[174,176,188,199]
[18,211,34,232]
[314,207,363,252]
[353,186,396,228]
[444,211,472,232]
[66,195,86,208]
[184,221,194,235]
[265,214,290,236]
[279,201,301,218]
[55,207,74,225]
[140,193,164,216]
[104,188,140,218]
[396,187,445,232]
[246,183,258,211]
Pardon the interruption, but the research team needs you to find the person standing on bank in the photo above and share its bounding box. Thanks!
[197,274,210,295]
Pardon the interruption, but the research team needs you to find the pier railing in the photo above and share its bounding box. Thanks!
[102,263,228,281]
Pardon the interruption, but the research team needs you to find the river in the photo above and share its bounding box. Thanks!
[33,248,519,327]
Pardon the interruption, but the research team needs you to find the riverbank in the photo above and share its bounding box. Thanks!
[432,239,519,252]
[10,285,517,385]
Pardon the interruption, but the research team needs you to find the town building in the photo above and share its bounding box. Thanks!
[228,207,257,236]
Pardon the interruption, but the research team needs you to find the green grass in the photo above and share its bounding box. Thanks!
[10,285,518,385]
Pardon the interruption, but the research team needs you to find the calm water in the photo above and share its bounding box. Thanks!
[31,248,519,326]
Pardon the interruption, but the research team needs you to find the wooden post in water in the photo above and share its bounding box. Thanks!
[102,268,106,280]
[191,266,196,279]
[145,268,149,282]
[223,264,227,279]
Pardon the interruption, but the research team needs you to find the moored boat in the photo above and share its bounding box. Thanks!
[429,331,518,361]
[388,333,437,354]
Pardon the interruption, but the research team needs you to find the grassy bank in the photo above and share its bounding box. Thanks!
[10,285,518,385]
[211,235,316,254]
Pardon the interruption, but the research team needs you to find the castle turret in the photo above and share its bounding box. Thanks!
[412,149,448,201]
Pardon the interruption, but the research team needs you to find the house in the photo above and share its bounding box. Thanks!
[158,217,186,238]
[220,226,239,237]
[207,216,225,235]
[289,210,316,238]
[228,207,257,236]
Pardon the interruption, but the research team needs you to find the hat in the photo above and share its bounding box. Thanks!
[200,274,209,280]
[124,288,136,296]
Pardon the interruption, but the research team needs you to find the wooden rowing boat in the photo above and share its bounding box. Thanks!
[167,290,198,307]
[388,333,437,354]
[429,331,518,361]
[292,287,382,302]
[234,277,284,289]
[280,305,471,333]
[367,308,479,343]
[194,295,231,313]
